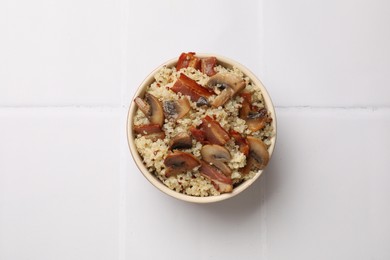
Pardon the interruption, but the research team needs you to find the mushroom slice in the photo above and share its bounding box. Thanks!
[200,116,230,145]
[246,136,269,171]
[201,144,232,176]
[164,151,200,177]
[169,132,192,150]
[199,160,233,193]
[246,108,271,132]
[163,97,191,120]
[134,93,164,127]
[196,96,209,107]
[207,73,246,107]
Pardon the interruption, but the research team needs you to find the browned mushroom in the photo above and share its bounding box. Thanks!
[134,93,164,127]
[239,92,271,132]
[164,151,200,177]
[169,132,192,150]
[201,144,232,176]
[207,73,246,107]
[242,136,269,175]
[199,160,233,193]
[200,116,230,145]
[246,108,271,132]
[163,97,191,120]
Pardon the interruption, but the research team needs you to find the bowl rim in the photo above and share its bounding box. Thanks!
[126,53,277,203]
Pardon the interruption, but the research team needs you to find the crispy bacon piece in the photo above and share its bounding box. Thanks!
[171,74,213,102]
[200,116,230,146]
[199,160,233,193]
[133,124,161,135]
[142,132,166,141]
[229,129,249,156]
[201,57,217,76]
[176,52,201,71]
[189,126,208,144]
[133,124,165,141]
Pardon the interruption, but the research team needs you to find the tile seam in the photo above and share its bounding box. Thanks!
[0,105,389,110]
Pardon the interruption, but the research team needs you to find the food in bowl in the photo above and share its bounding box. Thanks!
[132,52,275,197]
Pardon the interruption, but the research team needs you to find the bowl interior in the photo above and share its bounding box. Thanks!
[127,54,276,203]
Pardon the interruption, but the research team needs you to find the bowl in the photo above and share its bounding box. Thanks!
[127,53,276,203]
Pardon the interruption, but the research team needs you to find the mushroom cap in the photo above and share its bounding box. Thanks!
[201,144,232,176]
[247,136,269,170]
[246,108,270,132]
[206,73,246,107]
[164,151,200,177]
[145,93,164,127]
[163,97,191,120]
[169,132,192,150]
[135,93,164,127]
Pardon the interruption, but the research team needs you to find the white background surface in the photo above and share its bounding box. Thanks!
[1,0,389,259]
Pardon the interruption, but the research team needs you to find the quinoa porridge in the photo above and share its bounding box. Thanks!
[132,52,274,197]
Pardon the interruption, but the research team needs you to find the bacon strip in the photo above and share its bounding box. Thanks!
[171,74,213,102]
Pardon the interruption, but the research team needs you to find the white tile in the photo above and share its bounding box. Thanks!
[263,0,390,107]
[124,0,264,106]
[0,0,123,106]
[264,108,390,259]
[125,156,266,260]
[0,109,121,260]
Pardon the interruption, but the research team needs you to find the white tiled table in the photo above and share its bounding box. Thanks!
[1,1,389,259]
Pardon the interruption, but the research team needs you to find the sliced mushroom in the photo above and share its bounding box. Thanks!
[201,144,232,176]
[169,132,192,150]
[200,116,230,145]
[163,97,191,120]
[207,73,246,107]
[164,151,200,177]
[199,160,233,193]
[242,136,269,174]
[246,108,271,132]
[134,93,164,127]
[196,96,209,107]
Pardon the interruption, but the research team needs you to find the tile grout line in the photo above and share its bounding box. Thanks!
[0,105,389,111]
[118,0,129,258]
